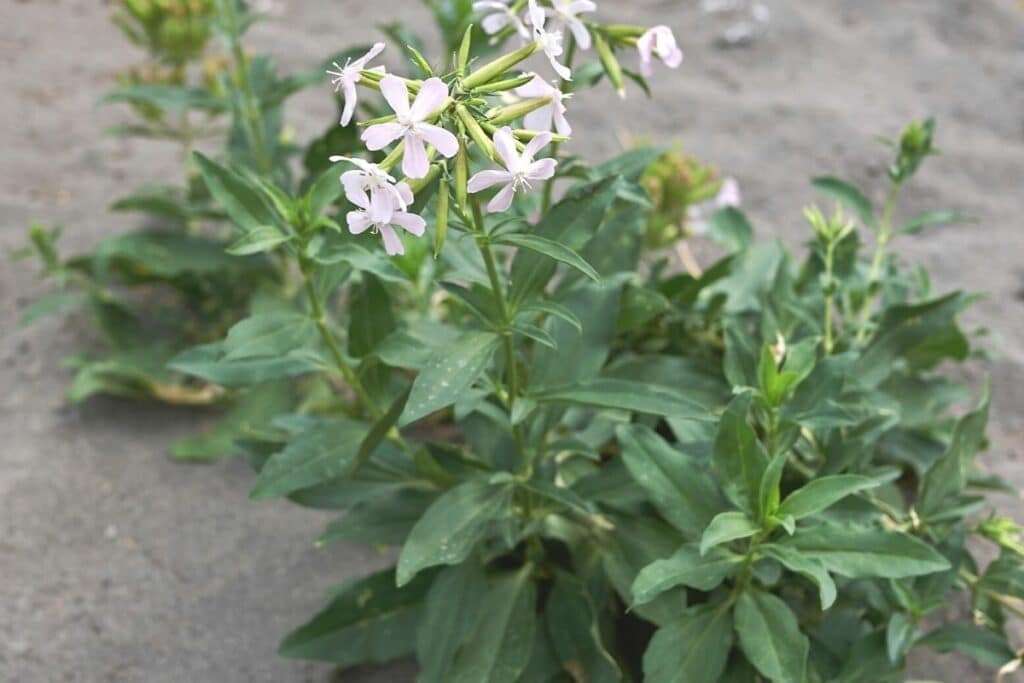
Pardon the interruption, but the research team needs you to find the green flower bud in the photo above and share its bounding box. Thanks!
[594,33,626,99]
[463,41,540,90]
[434,176,450,259]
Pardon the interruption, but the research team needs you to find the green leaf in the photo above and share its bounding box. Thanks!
[812,176,875,228]
[355,384,411,473]
[734,589,809,683]
[225,225,292,255]
[496,232,600,283]
[545,573,622,683]
[416,561,489,683]
[101,84,224,113]
[349,273,397,357]
[885,613,916,664]
[447,567,537,683]
[509,176,622,304]
[278,567,431,665]
[192,152,282,232]
[399,331,501,426]
[305,165,344,220]
[759,544,837,610]
[918,624,1015,667]
[533,378,711,421]
[510,321,558,349]
[250,419,366,499]
[223,313,314,360]
[20,291,86,325]
[396,480,511,586]
[632,544,741,606]
[616,424,725,535]
[643,605,733,683]
[777,475,880,520]
[917,390,990,519]
[713,394,767,514]
[707,207,754,252]
[519,299,583,332]
[778,526,950,578]
[318,489,434,546]
[700,511,760,556]
[898,209,975,236]
[169,343,325,387]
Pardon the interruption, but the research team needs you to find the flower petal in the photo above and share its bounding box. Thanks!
[566,17,591,50]
[487,183,518,213]
[549,54,572,81]
[369,187,396,223]
[362,122,405,151]
[395,182,415,209]
[526,157,557,182]
[468,169,513,193]
[481,12,509,35]
[523,131,552,161]
[379,75,410,118]
[528,0,546,29]
[409,78,449,122]
[493,127,520,170]
[523,106,554,135]
[391,211,427,237]
[347,210,374,235]
[402,133,430,179]
[340,81,358,126]
[379,225,405,255]
[341,170,370,209]
[417,123,459,158]
[553,104,572,136]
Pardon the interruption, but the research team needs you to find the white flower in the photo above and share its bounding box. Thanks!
[550,0,597,50]
[715,177,741,208]
[514,73,572,136]
[346,186,425,257]
[361,76,459,179]
[468,126,557,213]
[637,26,683,78]
[327,43,386,127]
[689,177,741,235]
[328,155,413,223]
[473,0,530,38]
[528,0,572,81]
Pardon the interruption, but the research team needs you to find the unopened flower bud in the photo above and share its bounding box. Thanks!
[463,41,541,90]
[594,33,627,99]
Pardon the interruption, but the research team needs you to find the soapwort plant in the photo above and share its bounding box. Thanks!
[161,3,1024,682]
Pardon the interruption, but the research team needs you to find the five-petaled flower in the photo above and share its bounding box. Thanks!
[327,43,386,127]
[473,0,530,39]
[345,181,425,256]
[468,127,557,213]
[515,73,572,136]
[549,0,597,50]
[528,0,573,81]
[329,155,412,221]
[637,26,683,77]
[361,75,459,179]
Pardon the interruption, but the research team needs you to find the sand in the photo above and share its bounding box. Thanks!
[2,1,1022,681]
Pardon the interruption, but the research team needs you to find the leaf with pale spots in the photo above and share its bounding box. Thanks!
[399,331,501,426]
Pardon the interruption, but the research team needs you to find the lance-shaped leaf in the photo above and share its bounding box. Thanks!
[447,567,537,683]
[193,151,283,232]
[918,624,1016,668]
[222,312,314,360]
[642,605,733,683]
[417,562,489,683]
[776,475,880,521]
[545,573,622,683]
[713,393,767,513]
[400,331,501,426]
[917,390,990,519]
[811,176,875,228]
[700,511,760,556]
[250,418,367,499]
[396,480,511,586]
[616,424,726,535]
[632,544,741,606]
[278,567,432,665]
[495,232,600,283]
[735,589,809,683]
[759,544,837,610]
[778,526,950,579]
[534,378,711,421]
[170,343,326,387]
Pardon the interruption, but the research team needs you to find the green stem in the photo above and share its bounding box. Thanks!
[302,269,382,420]
[540,35,577,213]
[216,0,272,175]
[823,240,837,354]
[855,182,902,343]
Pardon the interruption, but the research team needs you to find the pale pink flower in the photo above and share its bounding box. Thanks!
[473,0,529,38]
[716,177,741,208]
[361,76,459,179]
[346,188,425,257]
[637,26,683,78]
[327,43,386,127]
[329,156,413,222]
[528,0,572,81]
[468,127,557,213]
[515,73,572,136]
[550,0,597,50]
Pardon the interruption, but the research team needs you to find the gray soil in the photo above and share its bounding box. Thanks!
[2,1,1023,681]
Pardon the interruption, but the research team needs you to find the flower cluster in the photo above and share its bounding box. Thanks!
[325,1,684,256]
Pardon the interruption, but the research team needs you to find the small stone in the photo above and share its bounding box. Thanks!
[104,525,118,540]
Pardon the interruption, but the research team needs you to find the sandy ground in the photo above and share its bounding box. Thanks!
[2,1,1023,681]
